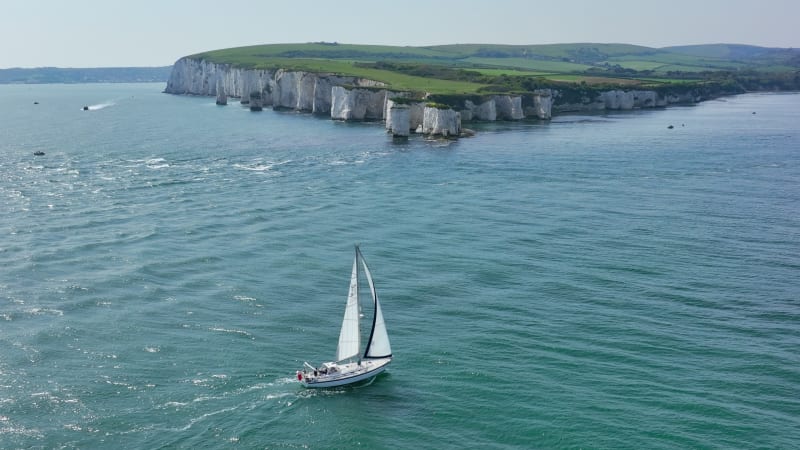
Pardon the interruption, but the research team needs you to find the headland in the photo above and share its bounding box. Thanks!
[164,43,800,137]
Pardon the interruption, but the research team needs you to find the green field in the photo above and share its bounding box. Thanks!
[190,42,800,96]
[542,74,647,86]
[468,68,556,77]
[462,57,592,73]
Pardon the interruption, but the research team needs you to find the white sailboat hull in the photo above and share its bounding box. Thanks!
[300,358,391,388]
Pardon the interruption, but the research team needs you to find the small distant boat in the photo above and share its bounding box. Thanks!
[83,106,89,111]
[33,151,45,156]
[297,245,392,388]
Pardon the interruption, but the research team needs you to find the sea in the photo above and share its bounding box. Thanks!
[1,83,799,449]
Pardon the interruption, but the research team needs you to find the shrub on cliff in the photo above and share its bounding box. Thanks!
[425,102,453,110]
[390,96,424,105]
[426,94,493,109]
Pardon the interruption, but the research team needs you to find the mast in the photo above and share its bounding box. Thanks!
[355,246,361,357]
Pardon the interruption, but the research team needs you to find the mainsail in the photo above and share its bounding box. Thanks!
[336,254,360,361]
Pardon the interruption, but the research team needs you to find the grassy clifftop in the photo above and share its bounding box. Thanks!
[190,42,800,95]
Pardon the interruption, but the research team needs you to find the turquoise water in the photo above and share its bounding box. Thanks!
[1,84,799,449]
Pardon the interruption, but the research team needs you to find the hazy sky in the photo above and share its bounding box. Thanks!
[2,0,798,68]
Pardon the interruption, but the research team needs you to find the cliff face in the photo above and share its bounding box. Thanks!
[165,57,385,116]
[464,99,496,121]
[494,96,525,120]
[166,56,709,138]
[385,99,426,135]
[387,104,411,137]
[330,87,389,121]
[166,58,554,127]
[273,70,302,110]
[527,90,553,120]
[597,90,662,109]
[458,91,552,121]
[552,88,705,113]
[166,58,275,102]
[423,107,461,137]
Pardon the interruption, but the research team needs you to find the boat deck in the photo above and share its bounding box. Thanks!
[300,358,391,388]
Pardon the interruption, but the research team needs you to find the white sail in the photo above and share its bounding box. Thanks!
[336,254,360,361]
[361,253,392,359]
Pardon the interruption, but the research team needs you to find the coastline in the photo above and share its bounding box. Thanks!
[164,57,748,138]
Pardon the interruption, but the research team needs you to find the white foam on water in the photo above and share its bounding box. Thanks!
[26,308,64,316]
[176,405,239,432]
[265,392,293,400]
[84,101,115,111]
[161,401,189,408]
[145,158,170,169]
[234,162,274,172]
[208,327,252,338]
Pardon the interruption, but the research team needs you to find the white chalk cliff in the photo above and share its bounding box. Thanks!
[387,104,411,137]
[330,87,389,121]
[385,99,425,135]
[422,107,461,137]
[552,88,704,113]
[166,56,707,137]
[165,57,385,116]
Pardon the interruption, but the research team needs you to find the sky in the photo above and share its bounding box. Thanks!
[2,0,799,68]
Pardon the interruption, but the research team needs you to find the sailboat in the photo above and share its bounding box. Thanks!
[297,245,392,388]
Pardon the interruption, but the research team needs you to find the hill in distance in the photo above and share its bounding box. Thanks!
[186,42,799,95]
[193,42,799,75]
[0,66,173,84]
